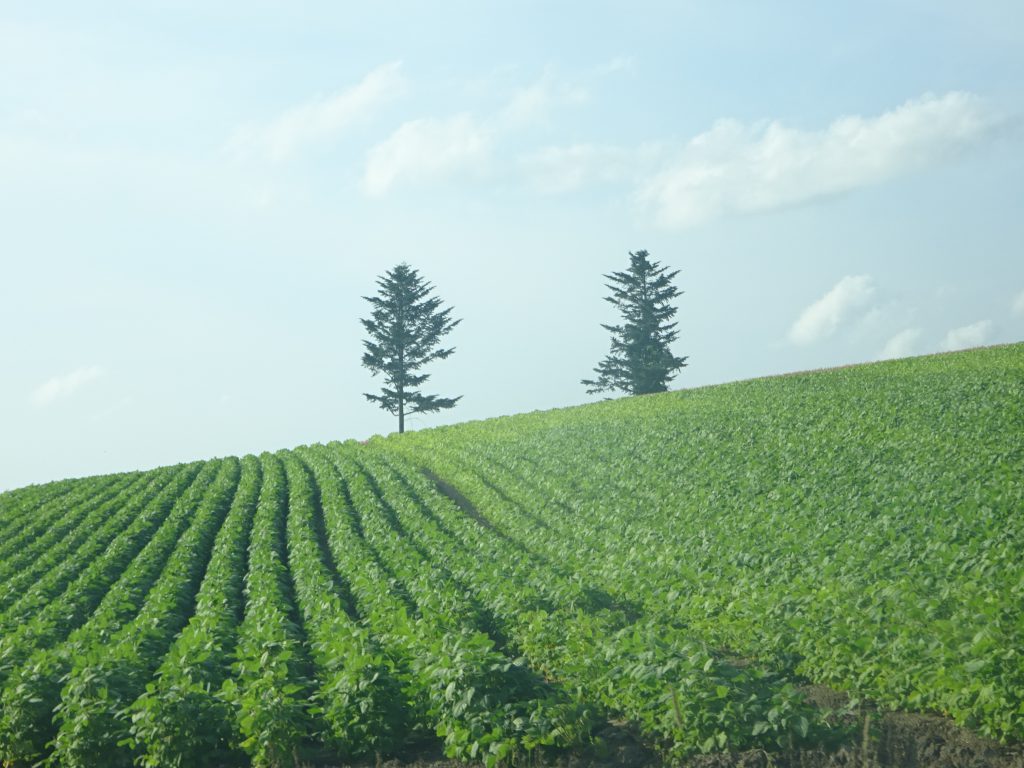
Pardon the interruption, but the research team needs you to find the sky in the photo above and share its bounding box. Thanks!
[2,1,1023,490]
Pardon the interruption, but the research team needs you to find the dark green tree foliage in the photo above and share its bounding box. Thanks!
[362,263,461,433]
[583,249,687,396]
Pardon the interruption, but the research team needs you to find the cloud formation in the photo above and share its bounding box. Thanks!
[31,366,103,407]
[789,275,874,345]
[521,144,622,193]
[639,92,996,228]
[499,77,588,127]
[229,61,404,161]
[878,328,922,360]
[363,114,490,197]
[941,320,992,352]
[364,71,587,196]
[1013,289,1024,317]
[521,143,663,193]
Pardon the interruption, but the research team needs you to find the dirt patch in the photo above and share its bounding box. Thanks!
[586,708,1024,768]
[317,724,657,768]
[677,709,1024,767]
[317,694,1023,768]
[871,711,1022,768]
[680,696,1024,768]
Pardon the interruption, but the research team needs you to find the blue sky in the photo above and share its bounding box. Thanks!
[3,1,1023,489]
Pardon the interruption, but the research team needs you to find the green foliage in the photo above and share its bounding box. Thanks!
[399,343,1024,750]
[126,455,261,768]
[221,453,315,768]
[595,624,822,759]
[0,477,81,541]
[0,343,1020,764]
[0,473,148,620]
[583,249,687,395]
[0,462,212,766]
[279,451,407,758]
[51,458,240,767]
[0,473,137,596]
[302,444,586,763]
[361,262,461,432]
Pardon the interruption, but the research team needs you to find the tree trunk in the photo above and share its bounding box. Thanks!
[398,398,405,434]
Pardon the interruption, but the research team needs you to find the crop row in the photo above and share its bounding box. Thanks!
[369,443,820,759]
[0,346,1017,765]
[0,476,81,544]
[302,445,583,764]
[0,471,151,617]
[50,458,242,767]
[127,454,262,768]
[390,346,1024,743]
[0,467,181,643]
[0,461,212,764]
[224,452,314,767]
[0,473,123,568]
[0,441,818,765]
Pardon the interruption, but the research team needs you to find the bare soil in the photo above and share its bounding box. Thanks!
[319,687,1023,768]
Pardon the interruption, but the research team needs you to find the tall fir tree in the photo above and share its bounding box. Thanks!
[361,263,461,433]
[582,250,687,396]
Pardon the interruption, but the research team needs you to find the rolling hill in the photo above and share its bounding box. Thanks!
[0,343,1021,767]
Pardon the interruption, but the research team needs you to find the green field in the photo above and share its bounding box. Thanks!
[0,344,1021,767]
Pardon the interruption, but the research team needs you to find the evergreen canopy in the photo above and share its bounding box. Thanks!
[361,263,461,433]
[583,249,687,396]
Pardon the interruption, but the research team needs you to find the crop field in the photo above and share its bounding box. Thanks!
[0,344,1021,767]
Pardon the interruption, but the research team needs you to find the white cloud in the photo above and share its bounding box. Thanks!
[1012,290,1024,317]
[31,366,103,407]
[364,71,587,197]
[878,328,922,360]
[640,92,997,228]
[229,61,404,161]
[520,143,664,193]
[499,77,587,128]
[789,275,875,345]
[363,114,490,197]
[941,320,992,351]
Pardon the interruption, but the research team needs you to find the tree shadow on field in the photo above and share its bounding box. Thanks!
[420,466,642,624]
[352,456,516,649]
[420,466,557,567]
[468,457,646,623]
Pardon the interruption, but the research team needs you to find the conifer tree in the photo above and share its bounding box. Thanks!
[361,263,461,433]
[582,250,687,396]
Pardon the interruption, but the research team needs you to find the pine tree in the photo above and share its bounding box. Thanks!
[582,250,687,396]
[361,263,461,433]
